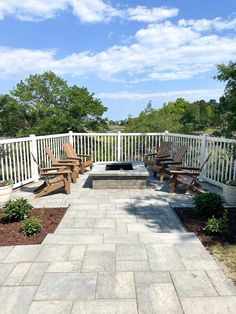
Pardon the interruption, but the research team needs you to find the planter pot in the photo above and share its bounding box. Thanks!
[222,183,236,206]
[0,184,13,203]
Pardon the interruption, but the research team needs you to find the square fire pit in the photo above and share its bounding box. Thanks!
[90,161,149,189]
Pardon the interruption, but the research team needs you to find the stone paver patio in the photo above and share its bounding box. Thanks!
[0,171,236,313]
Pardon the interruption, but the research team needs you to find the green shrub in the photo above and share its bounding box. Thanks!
[193,193,223,218]
[3,198,33,222]
[21,217,42,237]
[203,211,229,235]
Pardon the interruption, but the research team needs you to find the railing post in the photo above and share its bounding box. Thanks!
[199,133,208,181]
[117,131,121,161]
[68,131,73,145]
[164,130,169,141]
[30,134,39,181]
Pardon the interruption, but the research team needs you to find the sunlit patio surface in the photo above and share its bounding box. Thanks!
[0,169,236,314]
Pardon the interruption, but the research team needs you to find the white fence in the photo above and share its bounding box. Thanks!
[0,131,235,188]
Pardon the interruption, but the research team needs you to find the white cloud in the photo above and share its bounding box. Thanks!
[127,6,178,22]
[179,17,236,32]
[0,21,235,82]
[0,0,121,23]
[96,89,223,101]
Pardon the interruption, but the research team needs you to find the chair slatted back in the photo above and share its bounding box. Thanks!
[45,147,58,164]
[64,143,77,159]
[156,142,172,157]
[173,145,188,162]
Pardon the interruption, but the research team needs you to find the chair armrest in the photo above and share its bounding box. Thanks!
[161,161,182,166]
[180,166,200,171]
[55,160,74,164]
[170,170,200,175]
[52,162,74,167]
[66,157,82,161]
[41,167,61,171]
[156,154,171,159]
[143,153,158,157]
[41,170,72,176]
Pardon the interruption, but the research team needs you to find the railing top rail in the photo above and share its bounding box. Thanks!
[165,133,202,139]
[0,137,31,144]
[72,133,118,136]
[207,136,236,144]
[35,133,70,140]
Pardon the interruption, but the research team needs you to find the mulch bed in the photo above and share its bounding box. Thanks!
[174,207,236,247]
[0,207,67,246]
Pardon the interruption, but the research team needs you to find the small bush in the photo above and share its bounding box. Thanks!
[203,211,229,235]
[3,198,33,222]
[193,193,223,218]
[21,217,42,237]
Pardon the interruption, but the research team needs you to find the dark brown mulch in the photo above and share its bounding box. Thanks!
[0,207,67,246]
[174,207,236,247]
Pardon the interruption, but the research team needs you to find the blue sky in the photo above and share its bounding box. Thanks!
[0,1,236,120]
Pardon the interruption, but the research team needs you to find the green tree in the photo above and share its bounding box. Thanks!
[0,71,108,137]
[214,61,236,138]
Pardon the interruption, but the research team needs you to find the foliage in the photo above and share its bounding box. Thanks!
[3,198,33,222]
[0,180,13,187]
[203,211,229,235]
[214,61,236,138]
[0,71,108,137]
[193,193,224,218]
[124,98,217,134]
[21,217,42,237]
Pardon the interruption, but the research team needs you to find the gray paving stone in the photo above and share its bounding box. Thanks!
[56,227,93,234]
[4,263,31,286]
[136,282,183,314]
[140,233,200,244]
[116,260,150,271]
[72,299,138,314]
[206,270,236,296]
[72,218,95,228]
[93,228,116,234]
[86,211,106,218]
[134,271,171,283]
[36,245,71,262]
[116,244,147,261]
[3,245,41,263]
[43,234,103,244]
[96,272,135,298]
[182,259,220,270]
[0,263,16,285]
[47,261,82,272]
[171,270,218,297]
[127,223,161,233]
[116,222,128,233]
[69,204,98,211]
[57,218,73,228]
[175,244,214,260]
[94,219,116,228]
[22,263,48,286]
[28,300,73,314]
[35,272,97,300]
[81,245,115,272]
[0,247,14,262]
[104,234,140,244]
[0,286,36,314]
[146,244,186,271]
[68,245,86,261]
[180,296,236,314]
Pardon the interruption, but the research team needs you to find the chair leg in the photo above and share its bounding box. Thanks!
[160,168,165,182]
[80,165,85,174]
[153,171,157,177]
[64,175,71,194]
[169,174,176,193]
[34,181,47,193]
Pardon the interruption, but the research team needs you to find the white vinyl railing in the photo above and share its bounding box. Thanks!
[0,131,235,188]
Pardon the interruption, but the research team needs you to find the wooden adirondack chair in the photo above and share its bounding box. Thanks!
[169,152,212,193]
[64,143,93,174]
[153,145,188,181]
[45,147,79,183]
[143,142,172,167]
[31,154,71,198]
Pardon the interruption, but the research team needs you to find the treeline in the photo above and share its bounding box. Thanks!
[124,61,236,138]
[0,72,108,137]
[124,98,220,134]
